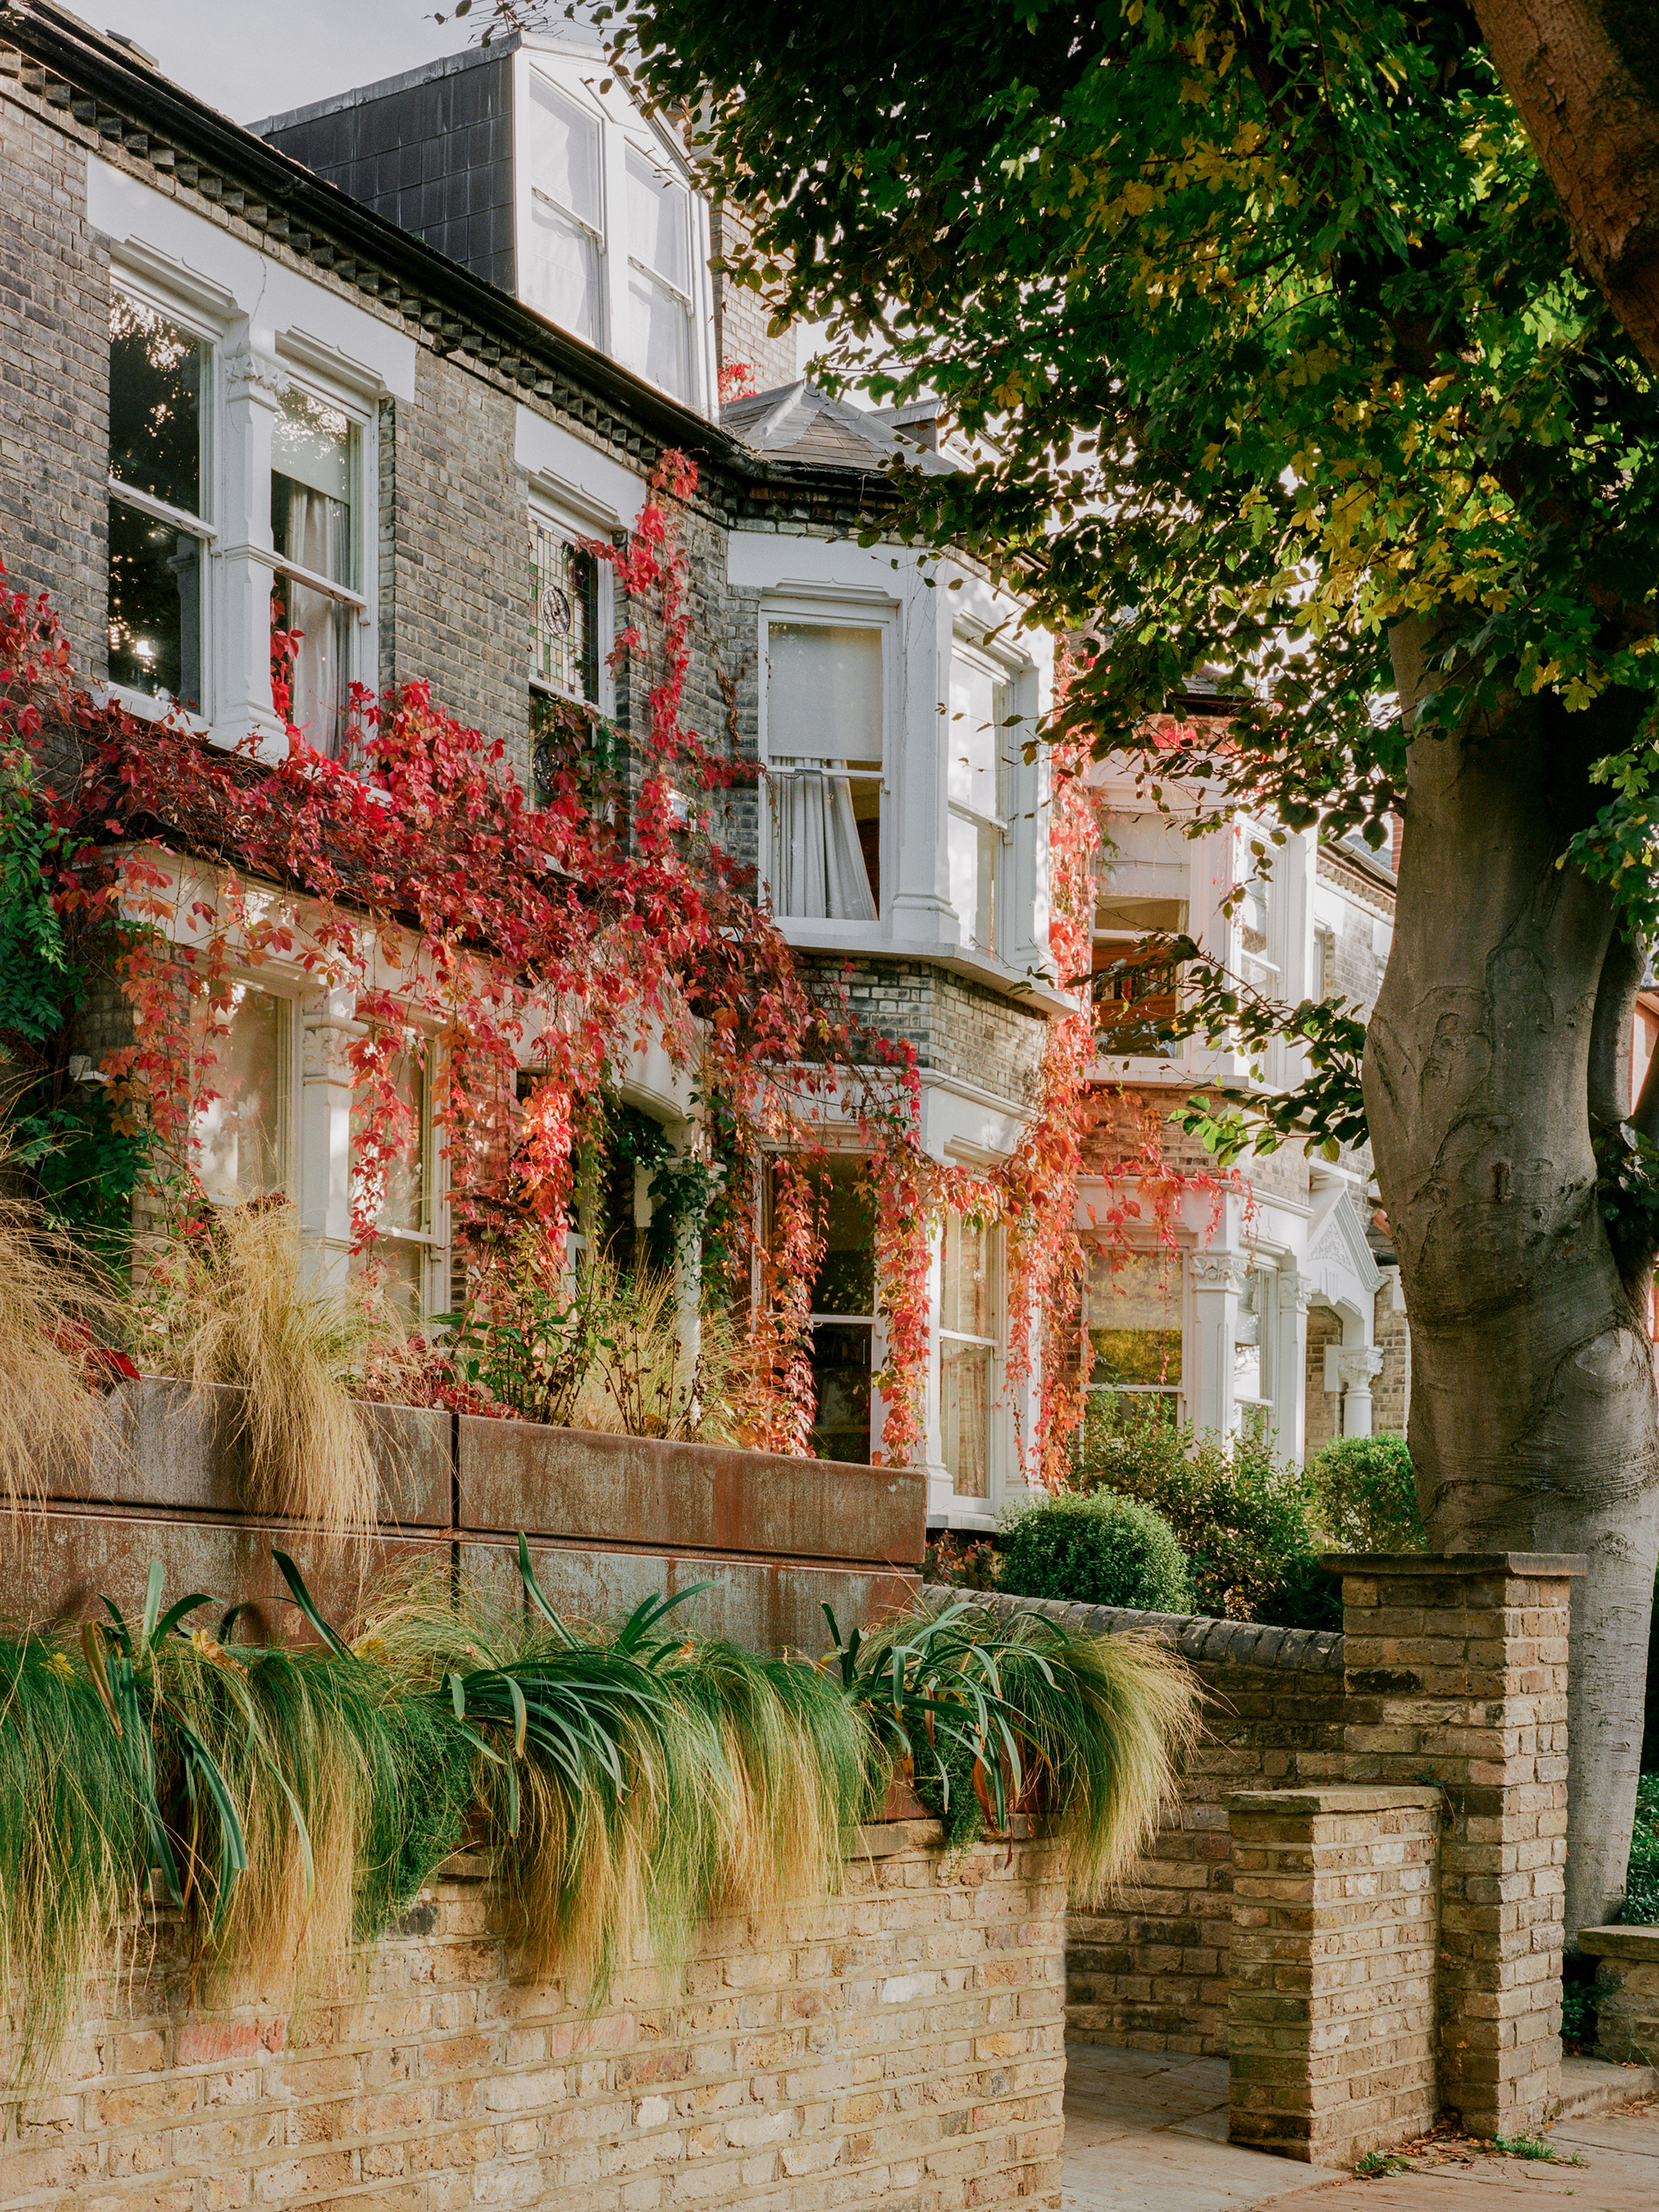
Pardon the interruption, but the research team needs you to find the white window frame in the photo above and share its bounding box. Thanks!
[187,971,299,1206]
[1233,1261,1277,1437]
[528,491,611,711]
[1081,1243,1188,1424]
[265,362,373,762]
[105,273,222,727]
[511,47,718,415]
[937,1211,1005,1505]
[946,639,1014,961]
[358,1038,445,1322]
[758,595,894,937]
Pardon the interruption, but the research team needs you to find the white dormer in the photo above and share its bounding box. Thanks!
[512,36,718,413]
[257,32,719,416]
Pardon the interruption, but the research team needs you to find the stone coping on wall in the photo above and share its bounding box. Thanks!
[1577,1926,1659,1962]
[1321,1552,1589,1577]
[6,1380,925,1655]
[1228,1785,1442,1818]
[919,1582,1345,1674]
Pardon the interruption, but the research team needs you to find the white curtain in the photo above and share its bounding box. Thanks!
[277,486,346,757]
[774,770,875,921]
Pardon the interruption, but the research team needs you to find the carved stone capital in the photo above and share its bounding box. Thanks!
[225,345,288,409]
[1189,1250,1246,1294]
[1336,1347,1385,1391]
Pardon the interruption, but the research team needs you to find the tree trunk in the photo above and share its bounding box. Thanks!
[1472,0,1659,372]
[1365,618,1659,1940]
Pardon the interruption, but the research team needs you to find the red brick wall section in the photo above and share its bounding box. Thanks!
[0,1823,1066,2212]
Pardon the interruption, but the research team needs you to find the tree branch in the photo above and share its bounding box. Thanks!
[1472,0,1659,370]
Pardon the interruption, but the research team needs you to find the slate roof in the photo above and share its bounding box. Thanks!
[721,382,959,476]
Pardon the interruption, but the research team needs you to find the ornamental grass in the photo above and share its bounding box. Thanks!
[0,1179,124,1521]
[0,1548,1196,2104]
[133,1202,407,1554]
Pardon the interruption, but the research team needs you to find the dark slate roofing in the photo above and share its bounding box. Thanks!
[722,382,959,476]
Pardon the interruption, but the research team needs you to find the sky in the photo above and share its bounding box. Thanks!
[97,0,479,124]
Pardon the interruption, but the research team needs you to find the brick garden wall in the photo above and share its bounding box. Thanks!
[0,1822,1067,2212]
[1228,1787,1439,2162]
[921,1589,1349,2059]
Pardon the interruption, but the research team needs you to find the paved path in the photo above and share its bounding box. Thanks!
[1062,2045,1659,2212]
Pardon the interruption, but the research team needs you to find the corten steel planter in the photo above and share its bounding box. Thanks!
[5,1379,924,1651]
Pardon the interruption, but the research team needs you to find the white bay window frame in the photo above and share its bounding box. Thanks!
[760,597,894,936]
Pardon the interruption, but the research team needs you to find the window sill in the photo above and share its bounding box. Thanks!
[773,918,1074,1014]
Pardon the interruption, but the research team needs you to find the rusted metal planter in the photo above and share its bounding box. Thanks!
[5,1379,923,1650]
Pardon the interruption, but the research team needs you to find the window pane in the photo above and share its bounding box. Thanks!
[270,571,349,758]
[530,517,599,699]
[810,1159,874,1317]
[274,386,352,506]
[947,656,1003,814]
[527,194,603,346]
[948,811,997,953]
[109,294,205,516]
[1086,1249,1182,1385]
[528,74,601,228]
[353,1039,429,1238]
[192,984,286,1203]
[625,265,692,400]
[941,1341,992,1497]
[941,1213,998,1341]
[107,497,202,705]
[766,624,883,764]
[625,150,689,291]
[809,1323,873,1464]
[272,389,354,588]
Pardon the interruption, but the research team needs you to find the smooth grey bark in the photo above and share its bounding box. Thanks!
[1365,618,1659,1941]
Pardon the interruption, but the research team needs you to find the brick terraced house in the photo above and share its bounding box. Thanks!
[0,8,1064,1529]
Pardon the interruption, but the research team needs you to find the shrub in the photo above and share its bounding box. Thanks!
[1625,1773,1659,1925]
[1306,1432,1424,1553]
[998,1489,1193,1614]
[1071,1396,1340,1630]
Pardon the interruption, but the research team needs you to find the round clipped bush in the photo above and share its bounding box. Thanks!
[1306,1432,1424,1553]
[998,1490,1193,1614]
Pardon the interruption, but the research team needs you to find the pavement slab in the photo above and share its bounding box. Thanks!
[1061,2045,1659,2212]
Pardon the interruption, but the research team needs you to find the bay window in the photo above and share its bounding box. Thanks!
[107,292,212,710]
[270,383,362,759]
[939,1212,1001,1499]
[1084,1248,1182,1418]
[765,618,883,922]
[191,981,290,1203]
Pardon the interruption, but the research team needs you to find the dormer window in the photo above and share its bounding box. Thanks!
[526,75,604,348]
[625,150,693,401]
[520,64,700,408]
